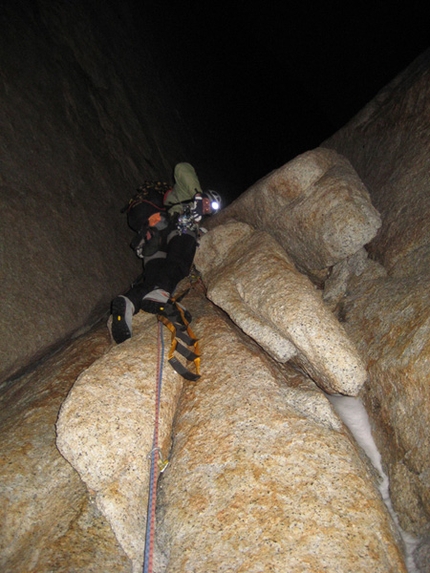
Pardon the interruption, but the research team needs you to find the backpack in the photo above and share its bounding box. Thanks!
[121,181,173,258]
[121,181,172,233]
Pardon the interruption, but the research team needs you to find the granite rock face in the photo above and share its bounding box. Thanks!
[323,50,430,278]
[56,313,184,573]
[195,221,368,395]
[322,49,430,541]
[0,323,131,573]
[208,147,381,274]
[155,295,406,573]
[1,286,408,572]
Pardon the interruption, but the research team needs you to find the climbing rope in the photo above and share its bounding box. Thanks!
[143,280,202,571]
[143,320,167,573]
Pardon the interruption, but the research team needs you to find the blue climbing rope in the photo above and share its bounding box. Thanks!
[143,320,165,573]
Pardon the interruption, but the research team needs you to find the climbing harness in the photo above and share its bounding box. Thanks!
[157,293,201,381]
[143,321,168,573]
[175,205,201,234]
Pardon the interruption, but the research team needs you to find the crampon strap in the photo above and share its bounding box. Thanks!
[157,299,200,381]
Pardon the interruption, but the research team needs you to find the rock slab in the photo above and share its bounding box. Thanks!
[57,313,184,573]
[0,323,130,572]
[208,147,381,273]
[195,221,368,395]
[156,308,406,572]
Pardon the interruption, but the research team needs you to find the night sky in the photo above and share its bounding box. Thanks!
[138,2,429,196]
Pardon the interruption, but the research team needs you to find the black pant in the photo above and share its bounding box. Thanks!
[123,232,197,312]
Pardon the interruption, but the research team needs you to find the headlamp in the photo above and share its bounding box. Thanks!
[194,191,222,217]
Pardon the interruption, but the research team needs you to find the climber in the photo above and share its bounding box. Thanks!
[110,162,221,344]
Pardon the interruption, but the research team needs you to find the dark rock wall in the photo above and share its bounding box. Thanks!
[322,50,430,277]
[0,0,201,384]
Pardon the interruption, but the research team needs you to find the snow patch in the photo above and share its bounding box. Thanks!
[327,394,419,573]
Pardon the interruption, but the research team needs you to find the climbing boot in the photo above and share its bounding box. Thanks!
[111,296,134,344]
[141,288,171,315]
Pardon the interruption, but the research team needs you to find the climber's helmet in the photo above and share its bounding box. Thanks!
[204,189,222,213]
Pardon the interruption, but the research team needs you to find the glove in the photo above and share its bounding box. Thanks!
[131,227,163,258]
[130,232,147,259]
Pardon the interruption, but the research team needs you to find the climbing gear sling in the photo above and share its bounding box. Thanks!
[156,292,200,381]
